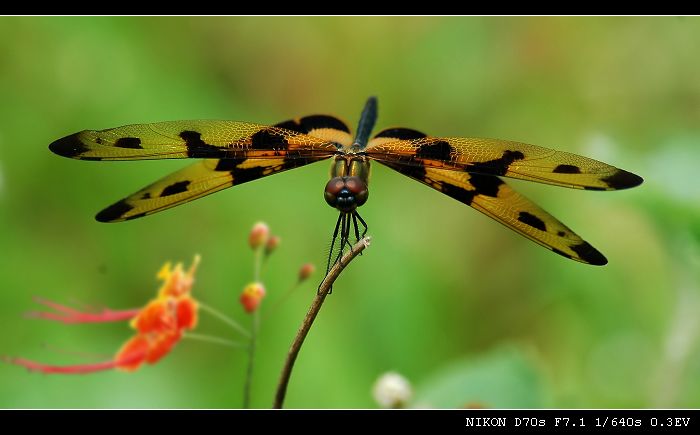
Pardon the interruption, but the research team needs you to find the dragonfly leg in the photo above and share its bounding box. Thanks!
[320,212,362,295]
[354,211,368,238]
[351,213,361,243]
[352,211,368,256]
[331,214,351,294]
[336,213,350,266]
[343,213,354,253]
[321,213,346,295]
[321,213,343,293]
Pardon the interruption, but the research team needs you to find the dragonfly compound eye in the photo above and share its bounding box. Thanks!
[324,177,368,212]
[344,176,369,207]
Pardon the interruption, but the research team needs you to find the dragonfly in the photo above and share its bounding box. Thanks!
[49,97,642,273]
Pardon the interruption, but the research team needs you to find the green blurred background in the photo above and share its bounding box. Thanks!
[0,16,698,408]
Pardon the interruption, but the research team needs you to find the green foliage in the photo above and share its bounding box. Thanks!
[415,346,550,408]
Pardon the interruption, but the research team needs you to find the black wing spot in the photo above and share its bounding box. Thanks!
[231,166,266,184]
[570,242,607,265]
[374,128,427,140]
[250,129,289,150]
[181,130,222,157]
[275,115,351,134]
[160,181,191,197]
[441,182,477,205]
[181,130,204,146]
[383,162,483,206]
[141,192,152,200]
[553,164,581,174]
[408,165,428,180]
[282,156,314,170]
[301,115,351,133]
[391,164,427,181]
[274,120,304,133]
[49,133,91,158]
[114,137,143,149]
[601,170,644,190]
[469,150,525,176]
[505,150,525,161]
[125,212,147,221]
[557,231,566,237]
[468,174,503,198]
[214,159,242,172]
[217,157,317,183]
[551,248,573,260]
[416,140,454,161]
[517,211,547,231]
[96,199,134,223]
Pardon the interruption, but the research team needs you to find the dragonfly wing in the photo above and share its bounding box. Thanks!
[366,129,642,191]
[49,120,341,161]
[380,160,607,265]
[96,156,328,222]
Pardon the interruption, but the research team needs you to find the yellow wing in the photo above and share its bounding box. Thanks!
[380,160,607,265]
[49,115,353,161]
[366,129,643,191]
[95,156,328,222]
[50,115,353,222]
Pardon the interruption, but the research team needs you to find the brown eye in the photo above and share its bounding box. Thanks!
[344,177,369,206]
[324,178,345,207]
[323,176,368,212]
[325,178,345,196]
[344,178,362,193]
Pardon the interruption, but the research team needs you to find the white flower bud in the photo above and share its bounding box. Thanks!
[372,371,412,408]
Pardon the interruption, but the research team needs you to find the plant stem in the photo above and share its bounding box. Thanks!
[254,245,262,282]
[198,302,250,339]
[263,282,299,321]
[243,309,259,408]
[243,245,265,408]
[273,237,371,409]
[183,332,246,348]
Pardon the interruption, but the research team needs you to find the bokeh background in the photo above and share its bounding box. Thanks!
[0,16,698,408]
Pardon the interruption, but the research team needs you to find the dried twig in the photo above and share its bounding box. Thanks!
[273,237,371,409]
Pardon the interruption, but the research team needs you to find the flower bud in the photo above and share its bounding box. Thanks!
[372,371,413,409]
[265,235,281,256]
[248,222,269,250]
[298,263,315,282]
[239,282,266,313]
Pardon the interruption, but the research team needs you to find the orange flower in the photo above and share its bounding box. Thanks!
[4,255,200,374]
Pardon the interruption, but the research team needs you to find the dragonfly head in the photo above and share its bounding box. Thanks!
[324,176,368,213]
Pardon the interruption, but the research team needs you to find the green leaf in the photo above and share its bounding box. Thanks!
[414,345,550,408]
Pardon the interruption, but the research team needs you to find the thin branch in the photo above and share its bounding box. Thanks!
[273,236,371,409]
[198,301,250,339]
